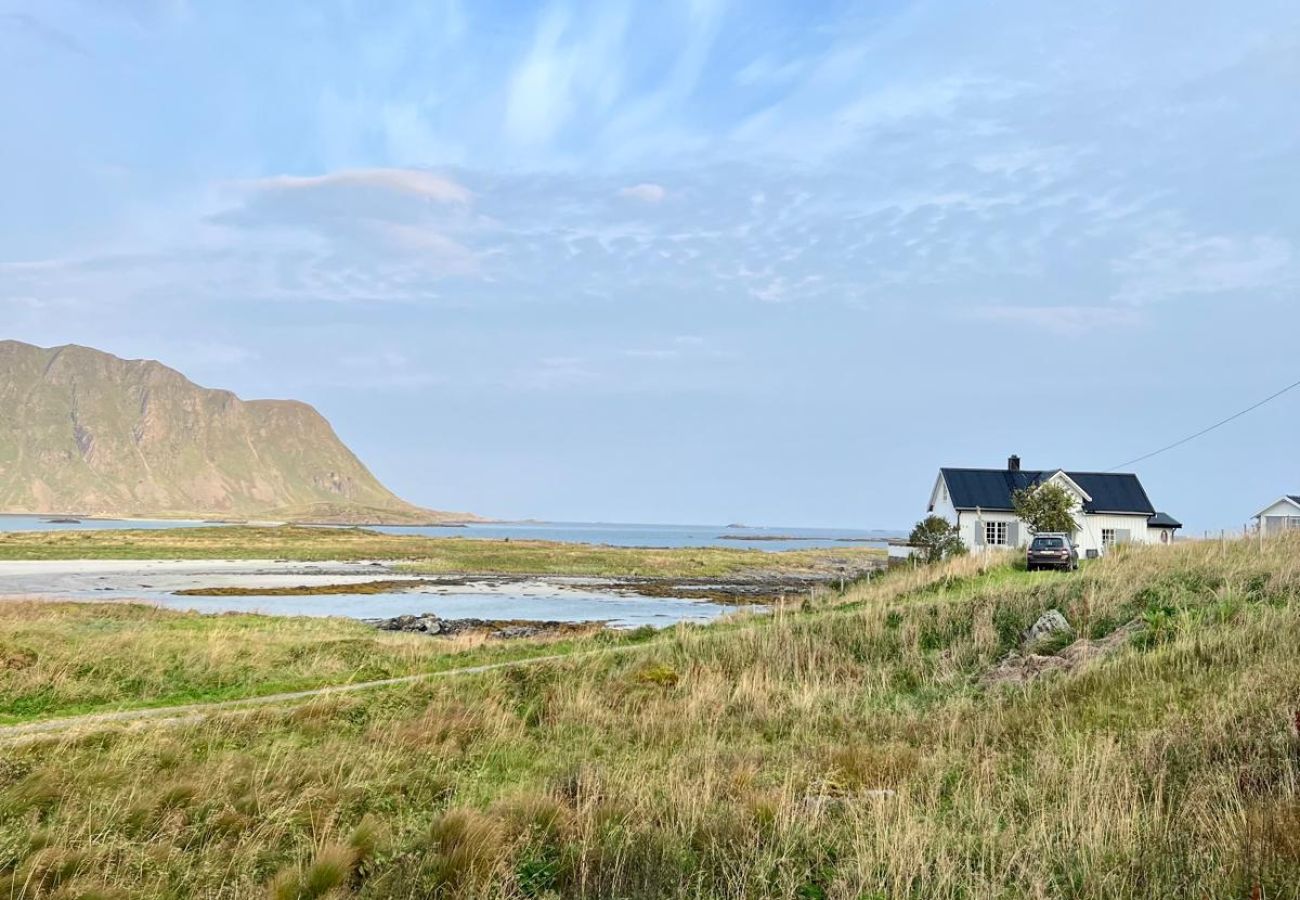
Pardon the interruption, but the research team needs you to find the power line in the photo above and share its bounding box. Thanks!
[1108,375,1300,472]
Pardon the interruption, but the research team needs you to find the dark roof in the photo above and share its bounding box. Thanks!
[939,468,1156,515]
[1289,495,1300,505]
[1147,512,1182,528]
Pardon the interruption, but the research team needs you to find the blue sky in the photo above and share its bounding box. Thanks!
[2,0,1298,530]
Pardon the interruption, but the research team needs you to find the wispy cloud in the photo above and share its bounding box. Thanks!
[618,183,666,204]
[1113,232,1296,305]
[0,12,90,57]
[248,169,471,204]
[504,2,632,147]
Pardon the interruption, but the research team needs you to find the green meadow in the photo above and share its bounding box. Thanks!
[2,536,1299,897]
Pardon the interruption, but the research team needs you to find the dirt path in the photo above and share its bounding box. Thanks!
[0,644,640,746]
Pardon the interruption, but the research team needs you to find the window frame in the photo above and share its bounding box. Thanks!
[985,521,1008,546]
[1101,528,1116,547]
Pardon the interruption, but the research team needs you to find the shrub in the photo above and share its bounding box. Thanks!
[908,516,966,564]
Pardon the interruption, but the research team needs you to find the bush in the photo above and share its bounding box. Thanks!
[908,516,966,563]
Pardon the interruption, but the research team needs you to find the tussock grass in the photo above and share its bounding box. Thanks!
[2,535,1299,897]
[0,601,625,723]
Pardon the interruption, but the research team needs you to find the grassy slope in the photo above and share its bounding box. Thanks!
[0,601,644,724]
[3,537,1300,898]
[0,525,884,578]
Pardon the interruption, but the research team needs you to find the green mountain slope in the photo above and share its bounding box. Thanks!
[0,340,470,523]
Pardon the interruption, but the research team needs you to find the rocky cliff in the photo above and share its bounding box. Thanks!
[0,341,468,524]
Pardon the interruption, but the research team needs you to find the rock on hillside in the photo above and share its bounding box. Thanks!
[0,340,472,524]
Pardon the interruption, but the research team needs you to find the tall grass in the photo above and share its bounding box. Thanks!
[2,535,1299,897]
[0,601,620,723]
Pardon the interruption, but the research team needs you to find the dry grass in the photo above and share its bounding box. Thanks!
[0,600,631,723]
[2,535,1300,897]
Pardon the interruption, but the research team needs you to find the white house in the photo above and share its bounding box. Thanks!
[1254,496,1300,536]
[927,455,1181,557]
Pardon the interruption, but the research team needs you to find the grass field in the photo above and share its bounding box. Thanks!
[0,525,884,579]
[2,536,1299,897]
[0,600,647,725]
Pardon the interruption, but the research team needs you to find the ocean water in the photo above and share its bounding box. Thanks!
[371,521,898,551]
[0,515,900,551]
[152,587,741,628]
[0,560,745,628]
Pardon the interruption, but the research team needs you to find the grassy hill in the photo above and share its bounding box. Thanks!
[2,536,1299,897]
[0,340,469,524]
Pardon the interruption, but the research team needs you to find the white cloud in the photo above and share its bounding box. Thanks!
[504,2,631,147]
[367,221,479,275]
[622,347,678,360]
[249,169,471,205]
[618,183,667,204]
[1113,232,1295,305]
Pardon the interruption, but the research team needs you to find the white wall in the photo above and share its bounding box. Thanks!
[956,509,1023,550]
[1075,513,1157,555]
[1148,526,1177,545]
[1257,499,1300,536]
[956,509,1156,556]
[929,476,958,523]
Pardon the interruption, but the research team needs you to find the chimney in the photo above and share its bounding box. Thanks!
[1008,454,1021,472]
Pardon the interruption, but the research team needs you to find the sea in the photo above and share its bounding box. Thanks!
[0,515,902,551]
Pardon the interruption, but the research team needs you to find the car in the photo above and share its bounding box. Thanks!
[1027,533,1078,571]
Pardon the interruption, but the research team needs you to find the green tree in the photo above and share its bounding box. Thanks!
[908,515,966,564]
[1012,482,1079,535]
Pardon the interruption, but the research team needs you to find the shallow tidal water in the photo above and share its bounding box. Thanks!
[0,560,742,628]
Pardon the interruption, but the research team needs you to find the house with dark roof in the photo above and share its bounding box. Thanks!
[1254,496,1300,536]
[928,455,1181,556]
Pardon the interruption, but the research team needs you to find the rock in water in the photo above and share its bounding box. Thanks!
[1021,610,1073,648]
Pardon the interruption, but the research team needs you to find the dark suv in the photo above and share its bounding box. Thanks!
[1027,533,1079,572]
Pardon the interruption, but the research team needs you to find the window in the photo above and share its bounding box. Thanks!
[1032,537,1064,549]
[1101,529,1116,548]
[985,521,1008,546]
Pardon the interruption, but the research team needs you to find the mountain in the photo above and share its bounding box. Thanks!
[0,341,472,524]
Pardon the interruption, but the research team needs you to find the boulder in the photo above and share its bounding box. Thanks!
[983,619,1146,688]
[1021,609,1073,649]
[375,613,444,634]
[493,625,540,640]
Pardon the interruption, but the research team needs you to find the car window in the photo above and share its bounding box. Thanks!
[1032,537,1064,549]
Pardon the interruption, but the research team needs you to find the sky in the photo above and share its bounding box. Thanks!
[2,0,1298,530]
